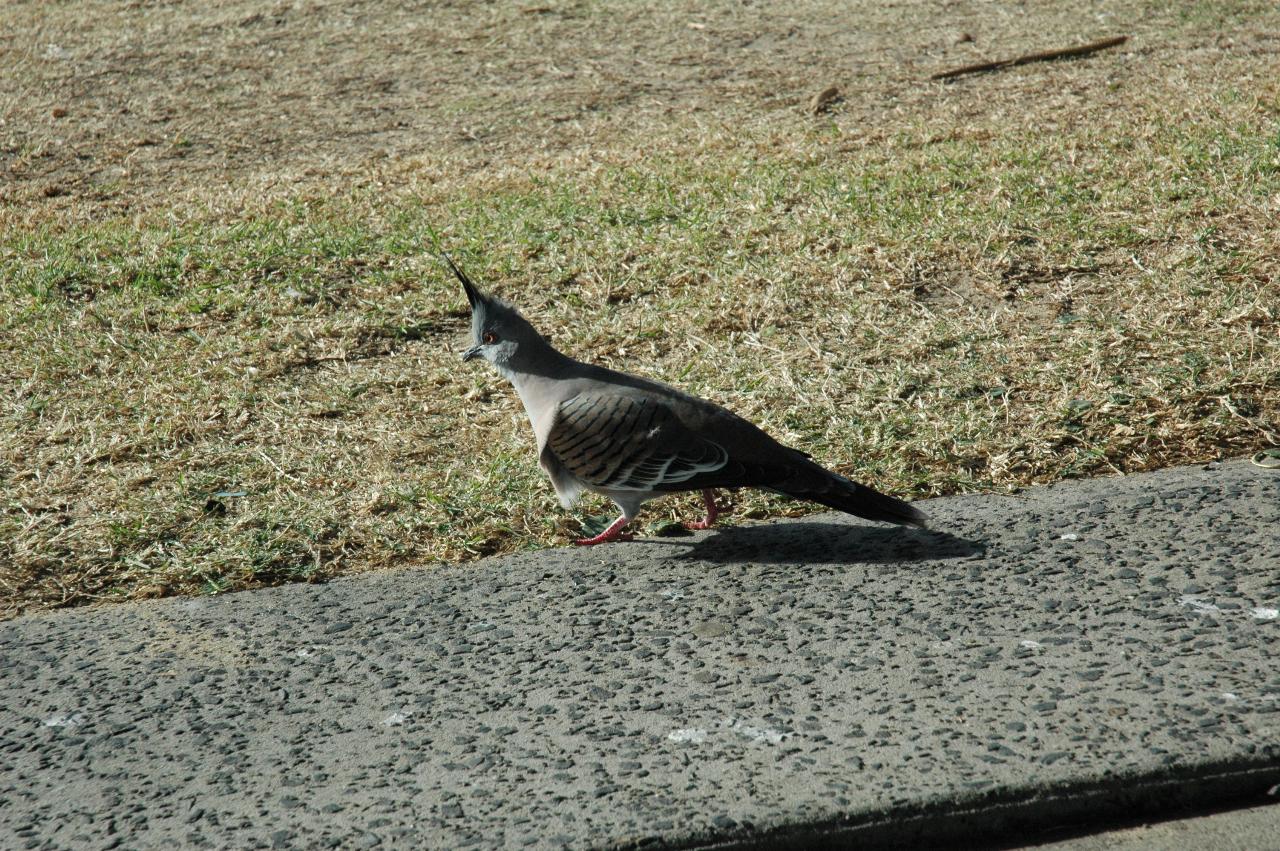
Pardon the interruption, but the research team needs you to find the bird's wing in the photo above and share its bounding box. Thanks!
[545,392,729,492]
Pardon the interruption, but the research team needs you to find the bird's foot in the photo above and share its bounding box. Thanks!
[574,531,634,546]
[574,515,633,546]
[682,489,731,530]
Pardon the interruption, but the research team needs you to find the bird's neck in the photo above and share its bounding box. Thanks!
[502,345,582,444]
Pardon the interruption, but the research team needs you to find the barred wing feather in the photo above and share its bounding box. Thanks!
[547,393,728,492]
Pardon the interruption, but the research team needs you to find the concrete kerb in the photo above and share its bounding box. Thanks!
[1,458,1278,849]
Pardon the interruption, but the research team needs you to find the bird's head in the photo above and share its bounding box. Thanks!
[445,254,551,377]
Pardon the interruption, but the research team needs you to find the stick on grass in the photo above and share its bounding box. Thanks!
[931,35,1129,81]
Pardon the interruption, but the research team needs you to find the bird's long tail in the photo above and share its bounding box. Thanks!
[784,473,928,528]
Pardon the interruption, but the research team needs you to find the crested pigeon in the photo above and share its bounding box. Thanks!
[450,255,927,545]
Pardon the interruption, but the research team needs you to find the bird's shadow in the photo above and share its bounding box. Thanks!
[656,521,984,565]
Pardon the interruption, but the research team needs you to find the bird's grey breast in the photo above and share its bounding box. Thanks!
[507,371,582,449]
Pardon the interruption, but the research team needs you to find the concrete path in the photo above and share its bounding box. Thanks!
[2,459,1278,849]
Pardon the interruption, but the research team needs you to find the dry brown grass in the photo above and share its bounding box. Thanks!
[2,0,1278,617]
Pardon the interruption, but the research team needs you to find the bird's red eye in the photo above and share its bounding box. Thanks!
[482,331,497,344]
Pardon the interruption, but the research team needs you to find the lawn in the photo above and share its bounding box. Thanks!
[2,0,1277,615]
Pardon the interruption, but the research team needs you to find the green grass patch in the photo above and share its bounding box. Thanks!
[2,87,1277,616]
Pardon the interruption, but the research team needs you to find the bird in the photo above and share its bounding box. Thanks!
[448,254,927,545]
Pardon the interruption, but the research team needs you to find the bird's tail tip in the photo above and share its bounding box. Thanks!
[899,504,930,529]
[861,493,929,528]
[798,475,930,528]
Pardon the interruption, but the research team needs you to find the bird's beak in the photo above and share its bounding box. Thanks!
[462,345,483,362]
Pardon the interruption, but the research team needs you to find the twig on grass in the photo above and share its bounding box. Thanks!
[931,35,1128,81]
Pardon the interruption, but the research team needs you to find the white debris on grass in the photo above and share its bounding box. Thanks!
[1250,607,1279,621]
[1020,640,1044,650]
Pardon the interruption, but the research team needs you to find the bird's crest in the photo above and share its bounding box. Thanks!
[442,252,484,310]
[441,252,521,322]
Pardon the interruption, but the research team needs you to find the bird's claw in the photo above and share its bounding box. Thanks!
[682,489,732,531]
[574,531,634,546]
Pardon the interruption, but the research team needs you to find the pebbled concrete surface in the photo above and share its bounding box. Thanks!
[2,459,1278,850]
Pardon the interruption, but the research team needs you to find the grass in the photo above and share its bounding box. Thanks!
[3,74,1279,616]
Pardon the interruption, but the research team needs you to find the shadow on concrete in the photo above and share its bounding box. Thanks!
[667,522,985,565]
[673,757,1280,851]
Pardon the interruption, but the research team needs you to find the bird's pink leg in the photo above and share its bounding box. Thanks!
[684,489,725,531]
[574,514,634,546]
